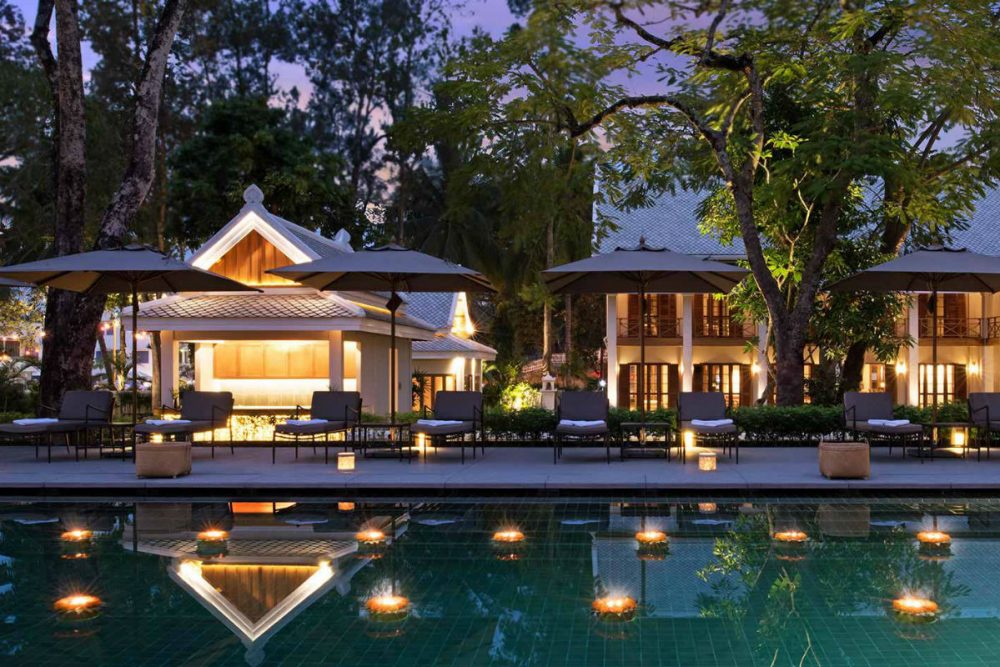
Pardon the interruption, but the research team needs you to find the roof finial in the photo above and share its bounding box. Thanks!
[243,184,264,205]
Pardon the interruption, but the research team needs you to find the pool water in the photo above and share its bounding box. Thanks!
[0,498,998,666]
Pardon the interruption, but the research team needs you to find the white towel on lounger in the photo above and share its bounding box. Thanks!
[416,419,464,426]
[867,419,910,427]
[691,419,733,427]
[285,419,328,426]
[144,419,191,426]
[12,418,59,425]
[559,419,606,427]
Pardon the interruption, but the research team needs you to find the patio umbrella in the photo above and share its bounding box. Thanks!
[269,244,494,422]
[829,245,1000,423]
[543,238,748,421]
[0,245,258,426]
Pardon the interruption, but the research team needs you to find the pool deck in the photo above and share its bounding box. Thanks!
[1,443,1000,497]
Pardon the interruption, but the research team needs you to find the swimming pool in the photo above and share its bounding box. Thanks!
[0,497,996,666]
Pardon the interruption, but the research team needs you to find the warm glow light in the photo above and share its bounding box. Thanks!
[773,530,808,543]
[698,502,717,514]
[683,430,695,450]
[895,361,907,375]
[892,596,938,618]
[970,361,981,375]
[635,530,667,545]
[61,529,93,542]
[592,596,637,622]
[338,451,356,471]
[951,430,966,447]
[54,594,102,615]
[356,529,386,545]
[698,452,717,471]
[366,594,411,622]
[197,529,228,541]
[338,502,356,512]
[750,362,760,375]
[61,552,90,560]
[917,531,951,546]
[492,529,525,543]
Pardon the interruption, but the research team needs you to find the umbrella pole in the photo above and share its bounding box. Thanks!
[932,285,939,429]
[132,282,139,430]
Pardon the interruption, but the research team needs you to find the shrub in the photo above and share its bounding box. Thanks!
[484,406,556,439]
[498,382,540,411]
[893,401,968,424]
[731,404,843,443]
[607,407,676,432]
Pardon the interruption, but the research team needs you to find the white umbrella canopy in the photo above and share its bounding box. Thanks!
[829,245,1000,423]
[0,245,259,425]
[270,244,495,422]
[543,239,748,421]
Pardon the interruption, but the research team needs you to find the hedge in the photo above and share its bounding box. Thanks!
[361,401,970,444]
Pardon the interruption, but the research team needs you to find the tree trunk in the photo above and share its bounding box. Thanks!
[774,339,805,405]
[543,215,554,374]
[841,340,867,395]
[150,330,162,417]
[34,0,188,412]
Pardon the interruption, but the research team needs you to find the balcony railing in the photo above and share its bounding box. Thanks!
[694,318,755,339]
[617,318,681,338]
[918,317,983,339]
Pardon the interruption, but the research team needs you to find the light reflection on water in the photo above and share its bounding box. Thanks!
[0,498,998,665]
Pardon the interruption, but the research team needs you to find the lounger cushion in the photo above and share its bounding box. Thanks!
[557,392,608,422]
[310,391,362,423]
[555,422,609,437]
[430,391,482,421]
[0,420,86,435]
[843,391,893,423]
[681,420,738,435]
[58,390,114,423]
[411,420,474,436]
[134,420,214,435]
[178,391,233,425]
[275,420,349,436]
[853,421,923,435]
[678,392,727,423]
[969,393,1000,426]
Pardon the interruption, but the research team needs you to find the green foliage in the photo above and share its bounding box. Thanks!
[893,401,969,424]
[169,97,350,245]
[607,407,676,432]
[498,382,540,411]
[484,406,558,439]
[0,357,38,414]
[732,405,843,443]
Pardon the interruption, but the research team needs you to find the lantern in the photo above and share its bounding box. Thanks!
[337,451,356,471]
[698,452,717,471]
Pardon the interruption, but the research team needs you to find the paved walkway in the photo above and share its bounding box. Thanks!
[1,444,999,495]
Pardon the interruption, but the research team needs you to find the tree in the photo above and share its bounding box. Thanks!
[30,0,188,411]
[169,96,352,245]
[443,0,1000,404]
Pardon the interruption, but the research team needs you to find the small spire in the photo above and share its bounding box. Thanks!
[243,184,264,205]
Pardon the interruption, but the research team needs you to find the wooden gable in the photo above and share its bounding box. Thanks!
[210,230,297,286]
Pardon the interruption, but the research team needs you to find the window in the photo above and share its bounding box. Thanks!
[412,374,456,412]
[213,341,329,379]
[694,363,751,407]
[0,339,19,358]
[617,363,677,410]
[918,364,966,407]
[623,295,678,338]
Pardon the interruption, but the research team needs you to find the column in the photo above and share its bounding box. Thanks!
[681,295,694,391]
[397,340,412,412]
[755,322,769,401]
[328,330,344,391]
[193,342,214,392]
[454,357,467,391]
[160,331,179,408]
[605,294,619,406]
[907,303,920,405]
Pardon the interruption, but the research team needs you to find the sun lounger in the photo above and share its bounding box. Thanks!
[553,392,610,463]
[134,391,234,456]
[411,391,483,463]
[843,391,923,458]
[272,391,362,463]
[678,391,739,463]
[0,390,114,462]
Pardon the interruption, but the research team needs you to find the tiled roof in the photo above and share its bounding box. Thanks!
[596,188,745,257]
[271,215,346,258]
[404,292,455,330]
[413,334,496,356]
[945,188,1000,256]
[141,294,357,319]
[599,184,1000,258]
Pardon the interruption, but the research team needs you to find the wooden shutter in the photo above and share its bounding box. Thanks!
[692,296,704,336]
[626,295,639,336]
[667,364,679,408]
[955,364,967,400]
[693,364,705,392]
[618,364,632,410]
[944,294,965,320]
[918,294,930,317]
[739,364,752,407]
[656,295,676,336]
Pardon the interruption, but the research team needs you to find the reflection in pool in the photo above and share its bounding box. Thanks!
[0,498,998,665]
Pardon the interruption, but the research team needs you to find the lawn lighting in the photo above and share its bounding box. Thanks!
[592,596,637,622]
